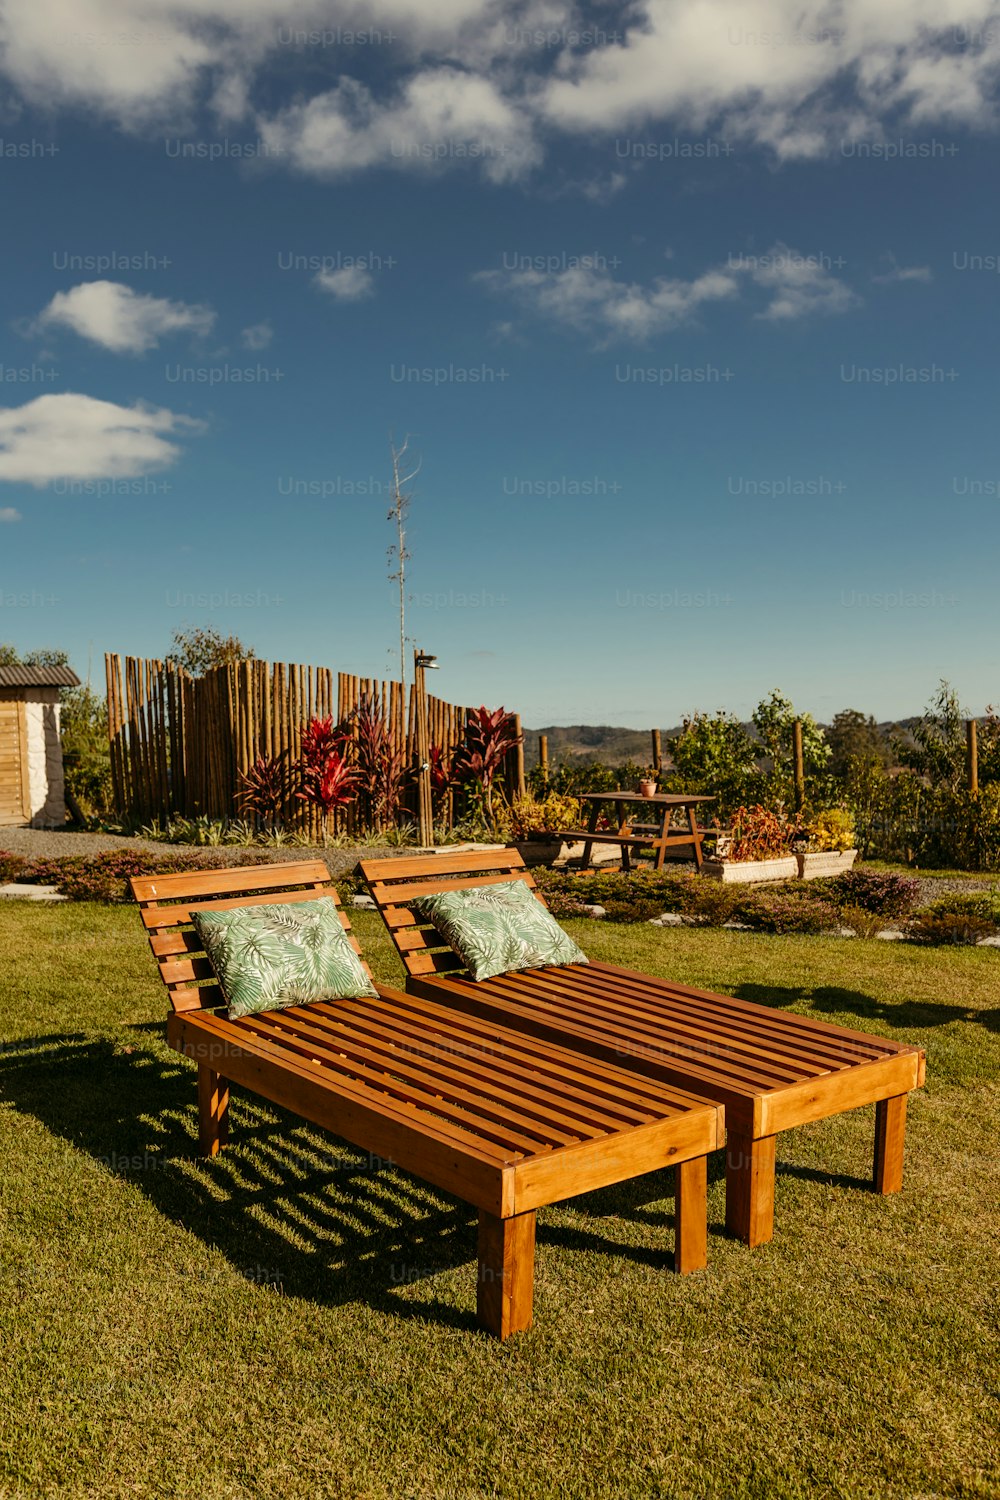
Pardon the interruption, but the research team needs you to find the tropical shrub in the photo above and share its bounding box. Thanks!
[236,752,290,832]
[452,706,523,829]
[297,717,361,839]
[352,692,408,833]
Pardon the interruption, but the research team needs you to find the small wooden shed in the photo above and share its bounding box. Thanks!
[0,663,80,827]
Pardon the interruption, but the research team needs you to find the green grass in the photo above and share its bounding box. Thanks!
[1,904,997,1500]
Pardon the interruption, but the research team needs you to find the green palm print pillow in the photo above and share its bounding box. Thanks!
[415,880,588,982]
[194,897,377,1018]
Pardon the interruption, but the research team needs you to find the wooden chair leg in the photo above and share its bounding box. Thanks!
[874,1094,907,1194]
[477,1210,535,1339]
[674,1156,707,1273]
[197,1065,230,1156]
[725,1131,776,1247]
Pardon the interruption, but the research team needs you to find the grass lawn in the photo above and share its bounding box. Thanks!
[1,903,997,1499]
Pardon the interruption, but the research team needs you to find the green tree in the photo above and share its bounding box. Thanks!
[667,711,763,817]
[827,709,891,781]
[752,690,831,807]
[897,681,968,792]
[167,625,255,676]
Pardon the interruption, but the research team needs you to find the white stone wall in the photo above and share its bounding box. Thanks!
[25,689,66,827]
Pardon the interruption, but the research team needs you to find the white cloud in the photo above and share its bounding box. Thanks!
[37,281,215,354]
[0,506,21,522]
[1,1,1000,173]
[475,262,740,341]
[0,393,204,487]
[257,66,541,182]
[241,320,273,348]
[476,242,858,340]
[314,265,375,301]
[872,257,933,283]
[741,243,860,320]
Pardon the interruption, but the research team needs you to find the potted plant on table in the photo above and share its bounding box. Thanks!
[701,804,799,883]
[636,769,659,797]
[796,808,858,879]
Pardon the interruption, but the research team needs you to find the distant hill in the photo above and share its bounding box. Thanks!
[523,725,682,769]
[523,718,921,770]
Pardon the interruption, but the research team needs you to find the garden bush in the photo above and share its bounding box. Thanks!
[915,890,1000,927]
[829,869,920,919]
[907,911,996,946]
[601,898,665,924]
[838,904,886,938]
[0,847,274,903]
[738,893,841,935]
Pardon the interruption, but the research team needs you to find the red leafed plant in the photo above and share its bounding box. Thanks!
[297,716,361,839]
[728,804,792,863]
[236,752,289,832]
[352,691,409,833]
[452,706,523,828]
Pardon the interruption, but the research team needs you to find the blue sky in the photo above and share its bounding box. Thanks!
[1,2,999,726]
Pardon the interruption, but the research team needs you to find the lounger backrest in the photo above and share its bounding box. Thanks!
[129,858,369,1013]
[360,850,544,979]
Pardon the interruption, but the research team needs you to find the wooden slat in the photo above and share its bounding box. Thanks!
[131,859,330,903]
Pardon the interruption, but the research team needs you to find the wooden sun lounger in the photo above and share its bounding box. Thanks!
[360,851,926,1248]
[130,859,724,1338]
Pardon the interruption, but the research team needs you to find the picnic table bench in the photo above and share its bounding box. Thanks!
[130,859,725,1338]
[568,791,716,871]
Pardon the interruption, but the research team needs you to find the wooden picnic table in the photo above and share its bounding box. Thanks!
[570,791,716,872]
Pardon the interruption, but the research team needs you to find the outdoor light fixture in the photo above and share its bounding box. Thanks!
[415,653,439,669]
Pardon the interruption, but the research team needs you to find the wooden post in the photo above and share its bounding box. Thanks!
[539,734,548,786]
[792,718,804,812]
[651,728,662,774]
[513,714,525,798]
[967,719,979,795]
[413,648,433,847]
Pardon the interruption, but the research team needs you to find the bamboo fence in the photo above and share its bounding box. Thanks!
[105,654,521,834]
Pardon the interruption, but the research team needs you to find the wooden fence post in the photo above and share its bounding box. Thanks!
[792,719,805,813]
[651,729,662,774]
[967,719,979,796]
[513,714,525,798]
[539,734,548,786]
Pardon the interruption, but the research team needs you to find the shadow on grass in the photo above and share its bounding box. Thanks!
[0,1032,491,1332]
[0,1031,694,1330]
[732,982,992,1033]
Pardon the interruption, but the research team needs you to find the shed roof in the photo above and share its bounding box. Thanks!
[0,665,81,688]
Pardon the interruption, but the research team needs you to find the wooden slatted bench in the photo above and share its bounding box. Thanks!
[360,851,927,1249]
[130,859,724,1338]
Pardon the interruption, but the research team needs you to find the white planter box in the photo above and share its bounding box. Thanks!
[700,855,799,884]
[796,849,858,880]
